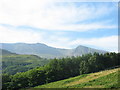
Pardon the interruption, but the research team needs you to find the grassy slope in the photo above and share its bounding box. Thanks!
[2,54,49,75]
[35,67,120,88]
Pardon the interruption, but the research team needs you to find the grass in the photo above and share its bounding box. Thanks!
[34,67,120,88]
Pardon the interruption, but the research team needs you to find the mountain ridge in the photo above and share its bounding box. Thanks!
[0,43,107,58]
[0,48,17,56]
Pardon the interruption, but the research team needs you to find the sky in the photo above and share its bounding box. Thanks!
[0,0,118,52]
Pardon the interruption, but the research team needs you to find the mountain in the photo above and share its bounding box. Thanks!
[0,49,17,56]
[0,43,107,58]
[34,67,119,88]
[72,45,106,56]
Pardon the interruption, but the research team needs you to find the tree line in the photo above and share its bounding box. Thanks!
[2,52,120,89]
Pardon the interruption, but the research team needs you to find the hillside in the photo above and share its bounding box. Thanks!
[35,67,120,88]
[2,54,50,75]
[0,49,16,56]
[2,53,119,89]
[0,43,106,58]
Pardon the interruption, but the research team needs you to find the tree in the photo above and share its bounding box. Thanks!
[2,73,11,90]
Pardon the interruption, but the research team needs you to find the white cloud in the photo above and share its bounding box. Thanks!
[70,36,118,52]
[58,0,119,2]
[0,0,117,31]
[48,23,117,32]
[44,35,72,49]
[0,26,45,43]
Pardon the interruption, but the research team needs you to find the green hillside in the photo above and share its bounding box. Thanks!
[2,54,50,75]
[2,52,119,90]
[35,67,120,88]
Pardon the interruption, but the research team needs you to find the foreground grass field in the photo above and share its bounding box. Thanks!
[34,67,120,88]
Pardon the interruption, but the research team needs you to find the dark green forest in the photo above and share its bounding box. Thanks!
[2,52,120,89]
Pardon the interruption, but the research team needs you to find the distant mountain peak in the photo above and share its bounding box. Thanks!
[76,45,88,48]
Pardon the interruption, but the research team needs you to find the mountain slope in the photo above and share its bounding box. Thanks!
[0,49,17,56]
[0,43,106,58]
[34,67,120,88]
[2,54,49,75]
[72,45,106,56]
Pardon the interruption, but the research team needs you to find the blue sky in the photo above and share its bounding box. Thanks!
[0,0,118,52]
